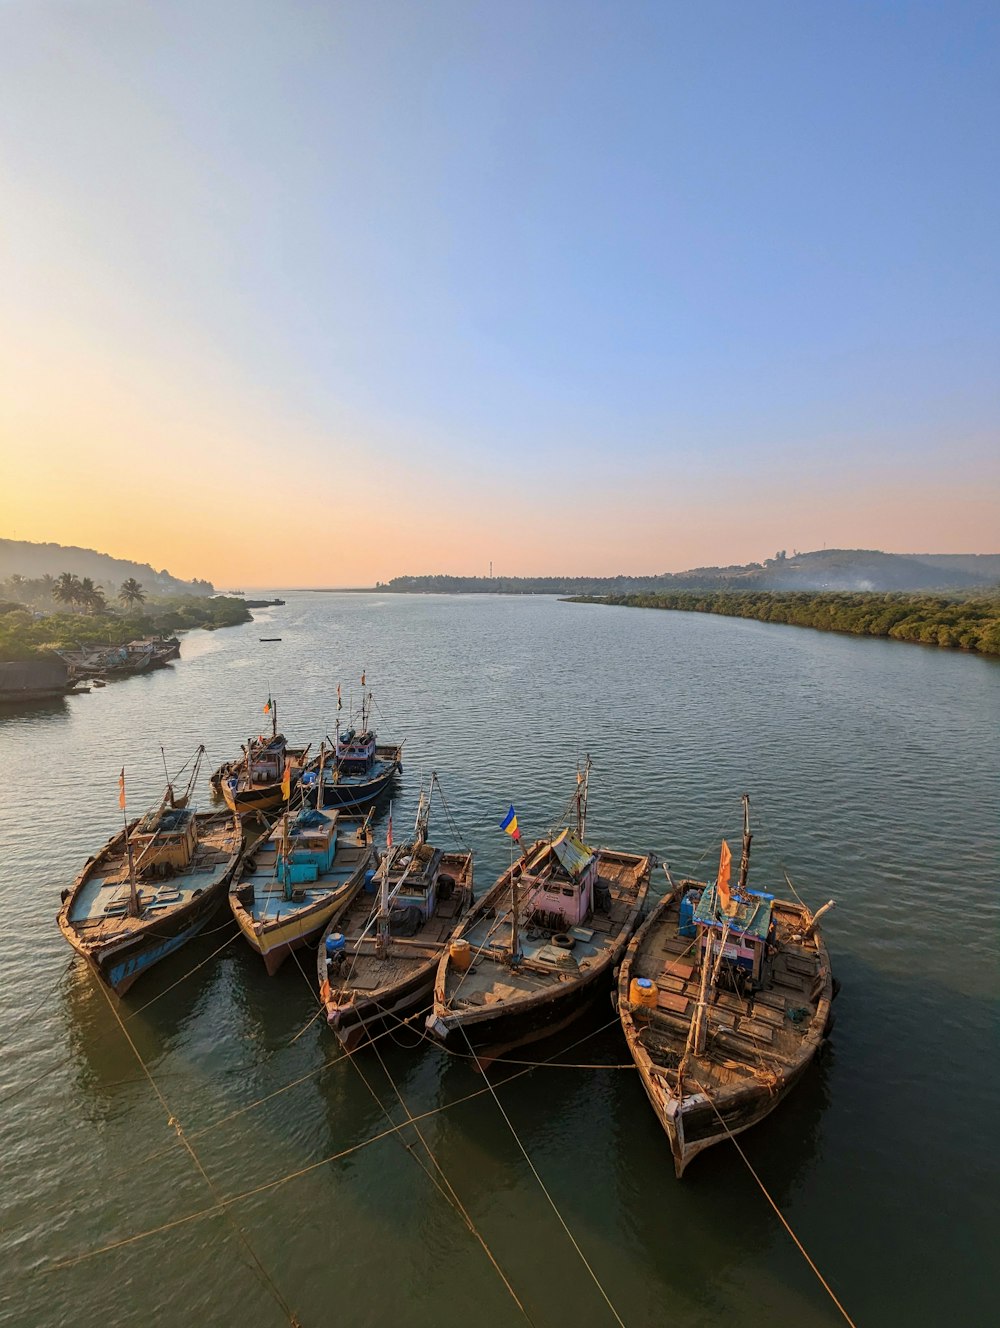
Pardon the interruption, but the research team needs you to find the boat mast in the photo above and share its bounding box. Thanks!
[160,745,174,807]
[375,803,393,957]
[316,739,324,811]
[271,697,278,741]
[576,755,591,838]
[281,812,292,902]
[509,837,520,965]
[737,793,752,896]
[119,773,141,918]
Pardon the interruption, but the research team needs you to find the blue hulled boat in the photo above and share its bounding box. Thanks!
[305,681,402,811]
[58,748,244,995]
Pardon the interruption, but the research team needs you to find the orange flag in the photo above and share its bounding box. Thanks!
[281,760,292,801]
[717,839,732,912]
[360,671,366,688]
[118,767,126,810]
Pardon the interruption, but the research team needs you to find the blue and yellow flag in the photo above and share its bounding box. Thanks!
[499,805,521,842]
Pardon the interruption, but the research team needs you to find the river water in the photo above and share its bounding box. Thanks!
[1,593,997,1328]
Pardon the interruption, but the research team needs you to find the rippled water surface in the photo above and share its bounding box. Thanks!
[1,593,997,1328]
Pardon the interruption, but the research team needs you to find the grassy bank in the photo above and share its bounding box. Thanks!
[565,591,1000,656]
[0,596,252,663]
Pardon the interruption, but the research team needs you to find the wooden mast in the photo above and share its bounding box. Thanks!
[737,793,752,896]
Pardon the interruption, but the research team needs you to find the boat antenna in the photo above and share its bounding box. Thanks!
[271,696,278,741]
[737,793,752,897]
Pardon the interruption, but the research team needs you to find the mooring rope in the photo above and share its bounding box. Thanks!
[695,1080,858,1328]
[459,1026,629,1328]
[88,974,302,1326]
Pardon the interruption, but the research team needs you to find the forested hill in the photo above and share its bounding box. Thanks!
[382,549,1000,596]
[0,540,213,596]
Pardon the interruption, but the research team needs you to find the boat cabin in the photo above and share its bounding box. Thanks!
[335,728,376,776]
[388,843,445,923]
[247,733,288,784]
[692,884,774,988]
[522,830,598,931]
[131,806,198,875]
[276,809,339,894]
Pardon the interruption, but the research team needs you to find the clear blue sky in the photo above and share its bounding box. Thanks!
[1,0,997,582]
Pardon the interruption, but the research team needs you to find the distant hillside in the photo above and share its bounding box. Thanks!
[0,540,213,596]
[382,549,999,596]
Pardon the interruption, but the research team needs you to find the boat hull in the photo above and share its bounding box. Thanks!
[325,963,434,1053]
[222,781,288,816]
[618,883,834,1176]
[232,888,363,976]
[310,766,397,811]
[57,855,239,996]
[426,963,611,1061]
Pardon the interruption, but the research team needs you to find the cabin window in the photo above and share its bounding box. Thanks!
[562,888,573,897]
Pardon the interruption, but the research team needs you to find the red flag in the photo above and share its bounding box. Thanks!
[361,671,366,688]
[118,767,126,810]
[386,810,393,848]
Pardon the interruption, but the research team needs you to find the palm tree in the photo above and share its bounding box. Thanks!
[118,578,146,610]
[54,572,81,611]
[77,577,106,614]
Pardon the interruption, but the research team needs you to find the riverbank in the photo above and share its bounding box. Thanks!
[0,595,253,665]
[564,590,1000,656]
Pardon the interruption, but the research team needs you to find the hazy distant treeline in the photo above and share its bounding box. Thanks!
[567,591,1000,656]
[381,549,1000,596]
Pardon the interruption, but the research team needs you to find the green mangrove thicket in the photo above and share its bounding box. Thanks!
[567,591,1000,657]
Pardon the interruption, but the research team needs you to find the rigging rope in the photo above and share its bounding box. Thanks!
[89,974,302,1327]
[459,1026,629,1328]
[695,1080,858,1328]
[43,1011,632,1270]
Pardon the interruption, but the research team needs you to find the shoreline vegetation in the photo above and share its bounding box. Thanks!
[564,591,1000,657]
[0,594,252,664]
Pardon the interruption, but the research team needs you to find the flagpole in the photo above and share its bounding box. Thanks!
[509,833,519,966]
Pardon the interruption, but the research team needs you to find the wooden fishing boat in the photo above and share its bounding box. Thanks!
[618,796,835,1176]
[230,805,376,975]
[317,778,474,1052]
[57,749,244,995]
[303,680,402,812]
[210,697,309,816]
[426,762,652,1060]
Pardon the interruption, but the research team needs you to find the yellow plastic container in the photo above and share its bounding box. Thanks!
[630,977,658,1009]
[450,938,472,972]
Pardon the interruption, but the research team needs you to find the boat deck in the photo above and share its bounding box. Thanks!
[327,851,472,997]
[444,849,645,1010]
[242,839,370,924]
[68,815,239,939]
[631,900,825,1089]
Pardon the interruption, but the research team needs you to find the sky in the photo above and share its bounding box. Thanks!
[1,0,997,586]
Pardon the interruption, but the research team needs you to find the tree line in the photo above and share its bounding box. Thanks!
[0,577,251,663]
[566,591,1000,656]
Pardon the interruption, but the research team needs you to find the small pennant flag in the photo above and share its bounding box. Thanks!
[118,767,126,811]
[386,807,393,848]
[499,805,521,842]
[281,760,291,801]
[717,839,733,913]
[337,684,342,712]
[263,697,272,715]
[360,671,366,688]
